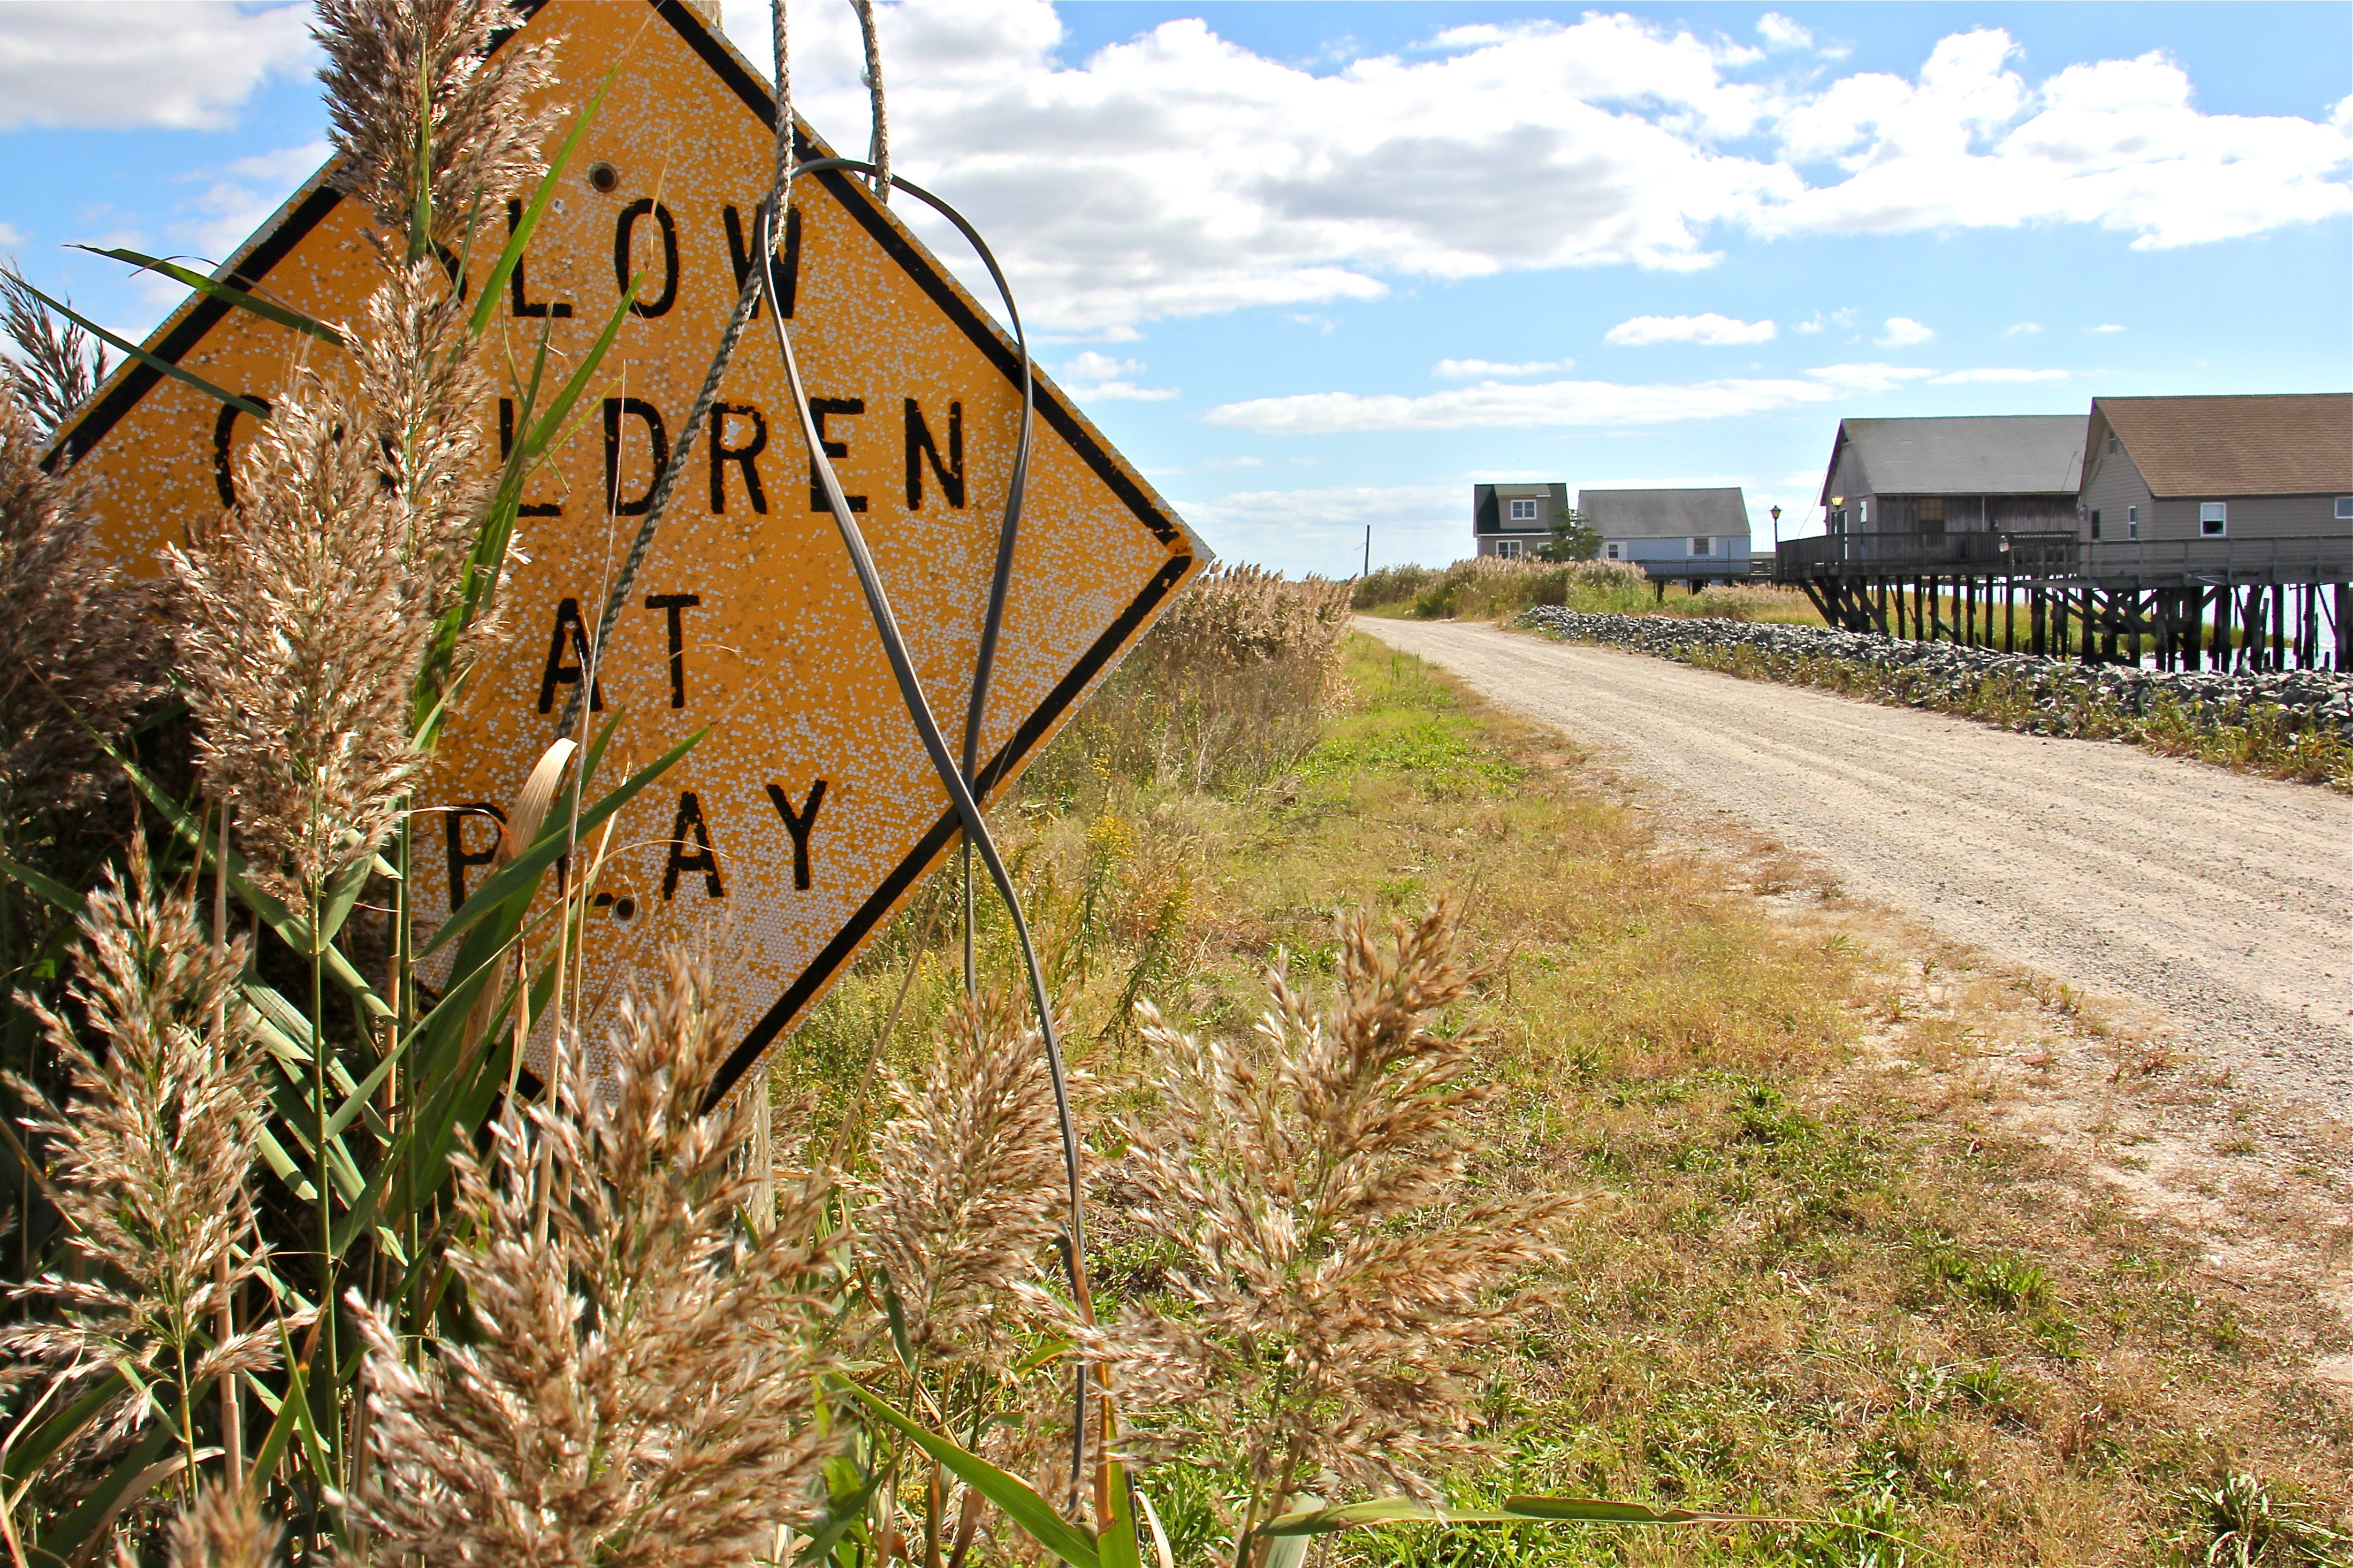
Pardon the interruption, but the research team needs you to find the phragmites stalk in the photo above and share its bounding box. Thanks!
[166,362,430,905]
[158,1482,281,1568]
[314,0,558,253]
[345,953,841,1566]
[1,840,296,1464]
[861,989,1071,1378]
[0,386,163,825]
[354,256,501,648]
[1,267,112,438]
[1094,904,1578,1557]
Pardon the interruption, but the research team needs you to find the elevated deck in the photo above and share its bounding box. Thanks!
[1770,530,2349,670]
[1775,530,2351,591]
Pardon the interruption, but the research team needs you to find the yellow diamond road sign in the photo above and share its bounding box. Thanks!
[56,0,1204,1098]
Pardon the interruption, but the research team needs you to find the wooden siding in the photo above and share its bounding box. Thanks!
[2080,423,2155,541]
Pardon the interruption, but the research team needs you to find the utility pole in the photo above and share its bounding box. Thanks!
[1363,524,1370,578]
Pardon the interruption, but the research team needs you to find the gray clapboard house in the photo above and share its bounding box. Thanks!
[1578,488,1752,581]
[1472,481,1570,559]
[1819,415,2083,537]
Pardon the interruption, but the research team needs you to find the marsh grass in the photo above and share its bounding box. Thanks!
[796,634,2351,1564]
[1353,559,1822,628]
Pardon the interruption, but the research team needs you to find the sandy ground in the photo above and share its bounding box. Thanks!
[1358,617,2352,1118]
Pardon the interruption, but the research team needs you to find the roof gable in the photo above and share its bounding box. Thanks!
[1577,487,1747,537]
[2096,394,2353,498]
[1829,416,2084,497]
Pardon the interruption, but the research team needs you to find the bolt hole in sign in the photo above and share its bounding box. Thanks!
[52,0,1205,1101]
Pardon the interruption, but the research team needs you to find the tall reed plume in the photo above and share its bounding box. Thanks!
[167,0,551,900]
[157,1482,280,1568]
[0,386,163,827]
[1094,904,1578,1557]
[861,989,1070,1376]
[1,268,112,438]
[345,953,841,1565]
[166,367,434,905]
[314,0,558,251]
[1,841,296,1471]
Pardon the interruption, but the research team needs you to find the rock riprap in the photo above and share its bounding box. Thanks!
[1514,607,2353,744]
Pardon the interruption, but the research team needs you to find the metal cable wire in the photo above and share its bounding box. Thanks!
[557,3,797,743]
[753,190,1095,1500]
[784,158,1034,1000]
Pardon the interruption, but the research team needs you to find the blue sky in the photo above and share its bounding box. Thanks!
[2,1,2346,575]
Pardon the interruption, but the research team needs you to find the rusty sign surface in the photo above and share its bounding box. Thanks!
[54,0,1203,1097]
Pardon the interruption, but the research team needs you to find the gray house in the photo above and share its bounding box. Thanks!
[1472,481,1569,559]
[2079,394,2352,545]
[1578,488,1752,579]
[1819,416,2082,536]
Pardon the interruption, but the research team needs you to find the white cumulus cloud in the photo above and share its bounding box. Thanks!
[2089,323,2128,333]
[735,4,2350,335]
[1175,483,1467,576]
[178,141,332,259]
[1057,350,1178,402]
[1757,14,1814,52]
[1204,362,1929,435]
[1877,316,1935,347]
[2004,321,2044,335]
[0,3,314,131]
[1605,312,1777,346]
[1433,357,1568,378]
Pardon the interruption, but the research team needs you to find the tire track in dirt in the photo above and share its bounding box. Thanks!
[1359,617,2352,1114]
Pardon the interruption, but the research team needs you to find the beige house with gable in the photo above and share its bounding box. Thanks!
[2078,394,2352,546]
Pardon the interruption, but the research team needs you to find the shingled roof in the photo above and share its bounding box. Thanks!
[1822,416,2084,504]
[1578,488,1748,538]
[2096,394,2352,498]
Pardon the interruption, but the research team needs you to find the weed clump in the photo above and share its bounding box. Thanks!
[1033,563,1353,797]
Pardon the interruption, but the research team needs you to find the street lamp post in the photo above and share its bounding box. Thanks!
[1770,504,1781,554]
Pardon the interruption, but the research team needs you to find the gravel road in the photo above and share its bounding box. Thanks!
[1360,617,2353,1111]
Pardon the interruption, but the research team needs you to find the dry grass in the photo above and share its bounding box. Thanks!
[0,386,166,827]
[1095,906,1579,1551]
[1027,563,1353,799]
[795,633,2352,1566]
[1356,558,1822,628]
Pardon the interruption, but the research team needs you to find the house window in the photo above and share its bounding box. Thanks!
[1689,537,1711,556]
[2335,497,2352,519]
[2126,504,2138,541]
[1859,499,1870,525]
[2200,501,2227,538]
[2107,433,2119,454]
[1495,537,1524,560]
[1917,497,1946,534]
[1508,498,1539,522]
[1605,542,1621,560]
[2089,510,2101,540]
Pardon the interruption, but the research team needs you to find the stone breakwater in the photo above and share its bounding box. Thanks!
[1514,607,2353,744]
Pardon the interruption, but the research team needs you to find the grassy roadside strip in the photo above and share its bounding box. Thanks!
[792,633,2352,1566]
[1516,619,2352,791]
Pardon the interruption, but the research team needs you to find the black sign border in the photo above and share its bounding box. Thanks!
[51,0,1199,1105]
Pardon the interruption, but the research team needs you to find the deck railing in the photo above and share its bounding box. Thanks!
[1774,530,2077,579]
[1775,531,2353,585]
[2077,536,2353,583]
